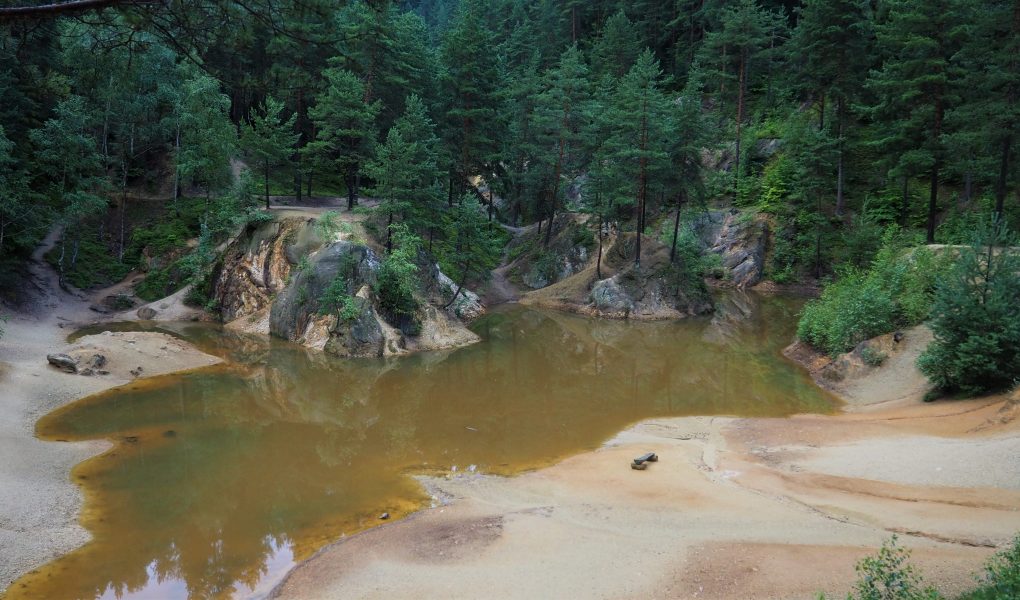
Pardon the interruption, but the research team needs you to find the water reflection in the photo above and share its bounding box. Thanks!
[11,294,834,600]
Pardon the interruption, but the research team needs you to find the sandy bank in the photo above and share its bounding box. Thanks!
[273,332,1019,600]
[0,251,221,594]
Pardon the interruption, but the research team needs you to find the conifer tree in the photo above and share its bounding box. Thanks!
[792,0,874,214]
[590,11,641,81]
[533,44,592,245]
[241,96,299,209]
[867,0,961,243]
[699,0,771,192]
[439,0,502,200]
[309,68,381,210]
[946,0,1020,221]
[602,50,673,266]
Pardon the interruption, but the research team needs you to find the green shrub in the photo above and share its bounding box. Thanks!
[846,536,942,600]
[570,224,595,249]
[917,223,1020,396]
[798,231,950,356]
[375,225,421,327]
[861,345,888,367]
[961,535,1020,600]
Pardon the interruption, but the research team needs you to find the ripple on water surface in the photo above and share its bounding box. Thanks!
[11,294,836,600]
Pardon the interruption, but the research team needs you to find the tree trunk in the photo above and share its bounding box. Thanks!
[596,212,604,280]
[636,97,648,267]
[927,162,939,244]
[265,162,271,210]
[901,177,910,227]
[669,191,684,264]
[927,96,944,244]
[734,51,747,193]
[307,168,313,198]
[963,171,973,205]
[818,92,825,131]
[346,174,356,211]
[443,262,471,309]
[173,125,181,217]
[835,97,845,215]
[995,134,1011,221]
[386,210,393,253]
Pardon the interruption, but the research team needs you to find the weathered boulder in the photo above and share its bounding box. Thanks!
[137,306,157,320]
[322,289,385,358]
[269,239,381,346]
[214,218,323,323]
[590,278,633,315]
[46,353,77,373]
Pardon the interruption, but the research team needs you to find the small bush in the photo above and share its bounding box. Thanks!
[962,535,1020,600]
[861,345,888,367]
[847,536,942,600]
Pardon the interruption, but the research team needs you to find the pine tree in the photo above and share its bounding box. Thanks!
[866,0,961,243]
[390,94,444,242]
[946,0,1020,221]
[590,10,641,81]
[533,44,592,245]
[439,0,503,200]
[309,67,381,210]
[0,125,38,254]
[602,50,674,266]
[699,0,772,192]
[241,96,299,209]
[28,95,107,281]
[792,0,874,214]
[439,193,502,307]
[918,222,1020,395]
[174,70,236,201]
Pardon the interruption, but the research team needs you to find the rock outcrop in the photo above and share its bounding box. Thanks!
[506,215,595,290]
[690,209,769,287]
[522,232,714,320]
[214,216,482,358]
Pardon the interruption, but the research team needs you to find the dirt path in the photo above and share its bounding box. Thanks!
[0,233,221,596]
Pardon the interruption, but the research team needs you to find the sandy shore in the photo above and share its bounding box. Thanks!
[2,235,1018,599]
[0,236,221,595]
[273,342,1020,599]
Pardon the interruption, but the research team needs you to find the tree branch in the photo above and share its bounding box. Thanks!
[0,0,155,19]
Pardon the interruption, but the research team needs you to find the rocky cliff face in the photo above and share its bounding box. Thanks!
[690,209,769,288]
[213,216,482,357]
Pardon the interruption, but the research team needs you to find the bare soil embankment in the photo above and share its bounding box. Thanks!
[274,326,1019,600]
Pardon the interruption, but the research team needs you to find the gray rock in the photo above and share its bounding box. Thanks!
[323,294,384,358]
[46,353,78,373]
[590,278,633,314]
[137,306,157,320]
[271,241,379,341]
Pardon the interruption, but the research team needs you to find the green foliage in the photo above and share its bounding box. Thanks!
[861,345,888,367]
[316,211,343,241]
[318,274,358,327]
[961,535,1020,600]
[799,233,949,356]
[847,536,942,600]
[240,96,298,205]
[917,223,1020,396]
[375,224,422,326]
[45,233,133,290]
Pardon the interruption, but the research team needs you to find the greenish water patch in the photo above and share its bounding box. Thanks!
[11,293,835,600]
